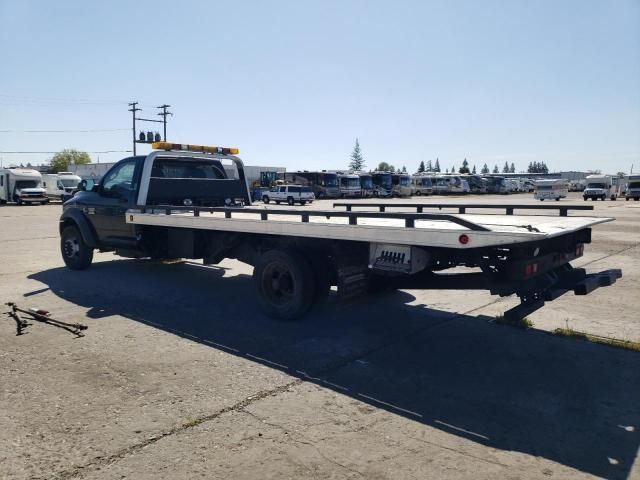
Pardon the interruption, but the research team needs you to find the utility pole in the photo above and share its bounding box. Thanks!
[156,104,173,141]
[128,101,141,155]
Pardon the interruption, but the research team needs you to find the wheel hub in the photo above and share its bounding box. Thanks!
[63,238,79,258]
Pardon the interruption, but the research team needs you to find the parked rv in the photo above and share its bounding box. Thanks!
[391,173,412,197]
[411,175,433,196]
[625,175,640,201]
[441,175,470,194]
[284,171,340,198]
[463,175,488,194]
[337,173,362,198]
[583,175,617,201]
[0,168,48,205]
[371,171,392,197]
[430,176,450,194]
[42,172,82,202]
[358,173,373,197]
[534,179,568,201]
[483,176,508,194]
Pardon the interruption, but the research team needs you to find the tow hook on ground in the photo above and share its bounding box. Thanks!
[4,302,88,337]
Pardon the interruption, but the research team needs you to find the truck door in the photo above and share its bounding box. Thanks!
[83,158,141,244]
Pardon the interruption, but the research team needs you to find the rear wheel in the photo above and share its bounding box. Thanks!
[61,225,93,270]
[300,200,306,205]
[253,250,315,320]
[415,190,422,196]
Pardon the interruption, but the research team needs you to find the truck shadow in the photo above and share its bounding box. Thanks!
[29,260,639,479]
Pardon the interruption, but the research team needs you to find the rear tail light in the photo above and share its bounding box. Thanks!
[525,263,539,276]
[575,244,584,257]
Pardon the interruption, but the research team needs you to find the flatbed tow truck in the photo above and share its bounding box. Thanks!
[60,142,622,321]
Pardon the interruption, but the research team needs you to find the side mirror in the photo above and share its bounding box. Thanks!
[78,179,96,192]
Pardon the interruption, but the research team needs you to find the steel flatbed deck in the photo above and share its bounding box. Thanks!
[127,205,612,249]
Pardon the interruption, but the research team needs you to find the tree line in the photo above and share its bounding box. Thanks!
[348,138,550,175]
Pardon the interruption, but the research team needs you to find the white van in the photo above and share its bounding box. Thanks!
[42,172,82,202]
[0,168,48,205]
[625,175,640,201]
[583,175,616,201]
[534,179,568,201]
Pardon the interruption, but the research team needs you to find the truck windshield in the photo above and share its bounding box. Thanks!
[587,183,606,189]
[399,176,410,186]
[60,178,80,187]
[536,185,552,190]
[15,180,39,189]
[378,175,392,188]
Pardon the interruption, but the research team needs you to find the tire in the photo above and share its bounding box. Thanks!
[611,196,616,201]
[262,196,270,204]
[555,197,560,201]
[275,201,280,205]
[61,225,93,270]
[300,200,306,205]
[287,197,294,206]
[253,250,316,320]
[415,190,422,196]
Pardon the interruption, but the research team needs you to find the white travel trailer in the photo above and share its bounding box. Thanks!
[583,175,617,201]
[534,179,568,201]
[0,168,48,205]
[42,172,82,202]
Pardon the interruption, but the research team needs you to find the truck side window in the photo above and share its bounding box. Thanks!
[102,160,136,194]
[279,186,286,193]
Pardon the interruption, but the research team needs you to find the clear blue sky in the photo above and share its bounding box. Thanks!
[1,0,639,173]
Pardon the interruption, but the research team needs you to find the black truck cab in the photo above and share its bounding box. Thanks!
[59,146,250,265]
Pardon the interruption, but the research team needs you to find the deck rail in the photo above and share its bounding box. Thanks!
[134,205,491,231]
[333,203,594,217]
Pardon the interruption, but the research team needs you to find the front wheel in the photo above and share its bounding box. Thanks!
[262,196,270,204]
[61,225,93,270]
[253,250,315,320]
[287,197,295,206]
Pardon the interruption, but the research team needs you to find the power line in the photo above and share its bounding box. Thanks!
[0,94,131,105]
[0,128,129,133]
[0,150,133,154]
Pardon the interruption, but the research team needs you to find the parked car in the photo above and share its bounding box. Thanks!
[262,184,315,205]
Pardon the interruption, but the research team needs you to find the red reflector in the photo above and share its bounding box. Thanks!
[525,264,532,275]
[458,234,470,245]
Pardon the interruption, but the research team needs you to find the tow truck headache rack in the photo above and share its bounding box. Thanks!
[334,202,594,217]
